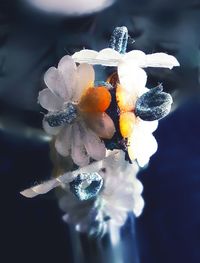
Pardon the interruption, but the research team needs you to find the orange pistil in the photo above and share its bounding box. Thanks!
[119,112,136,138]
[116,84,136,113]
[78,86,111,113]
[107,72,138,139]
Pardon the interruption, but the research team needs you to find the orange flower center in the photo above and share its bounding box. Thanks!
[78,86,111,113]
[119,112,136,138]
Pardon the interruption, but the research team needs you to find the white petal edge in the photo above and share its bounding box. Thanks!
[44,67,70,100]
[145,52,180,69]
[55,125,72,157]
[72,49,99,64]
[74,63,95,101]
[38,88,64,111]
[71,122,90,167]
[58,55,78,100]
[81,123,106,161]
[43,119,62,136]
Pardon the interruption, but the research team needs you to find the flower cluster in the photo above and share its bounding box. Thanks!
[59,151,144,236]
[21,26,179,235]
[38,55,115,167]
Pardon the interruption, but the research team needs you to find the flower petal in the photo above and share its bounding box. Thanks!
[119,112,136,138]
[44,67,69,100]
[43,119,62,135]
[128,131,158,167]
[71,122,90,166]
[58,55,77,100]
[85,112,116,139]
[116,85,136,112]
[124,50,146,66]
[96,48,122,66]
[133,195,145,217]
[145,52,180,69]
[118,61,147,96]
[136,119,158,133]
[38,88,64,111]
[72,48,122,66]
[55,125,72,157]
[72,49,99,64]
[80,122,106,161]
[74,63,95,102]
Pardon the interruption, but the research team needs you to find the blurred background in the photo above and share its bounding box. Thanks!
[1,0,200,262]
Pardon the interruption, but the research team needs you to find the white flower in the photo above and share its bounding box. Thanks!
[116,61,159,167]
[72,48,180,69]
[38,55,115,167]
[72,47,179,167]
[99,151,144,224]
[59,151,144,234]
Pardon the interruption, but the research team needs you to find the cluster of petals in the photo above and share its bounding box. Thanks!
[73,48,179,166]
[117,61,158,166]
[38,55,115,167]
[59,151,144,233]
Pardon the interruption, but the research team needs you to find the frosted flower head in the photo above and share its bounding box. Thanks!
[59,151,144,236]
[38,55,115,166]
[20,26,180,237]
[71,27,179,166]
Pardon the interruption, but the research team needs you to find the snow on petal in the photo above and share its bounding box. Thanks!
[38,88,64,111]
[44,67,70,100]
[55,125,72,157]
[118,61,147,96]
[58,55,77,100]
[74,63,95,102]
[71,122,90,167]
[72,49,99,64]
[145,52,180,69]
[80,122,106,161]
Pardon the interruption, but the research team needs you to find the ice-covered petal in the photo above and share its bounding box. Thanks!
[118,61,147,96]
[103,203,127,226]
[72,48,122,66]
[58,55,77,100]
[132,179,143,195]
[133,195,145,217]
[80,122,106,161]
[85,112,116,139]
[98,48,121,59]
[42,119,62,135]
[71,123,90,166]
[136,119,158,133]
[38,88,64,111]
[124,50,146,66]
[55,125,72,157]
[44,67,69,100]
[128,131,158,167]
[74,63,95,102]
[72,49,98,64]
[145,52,180,69]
